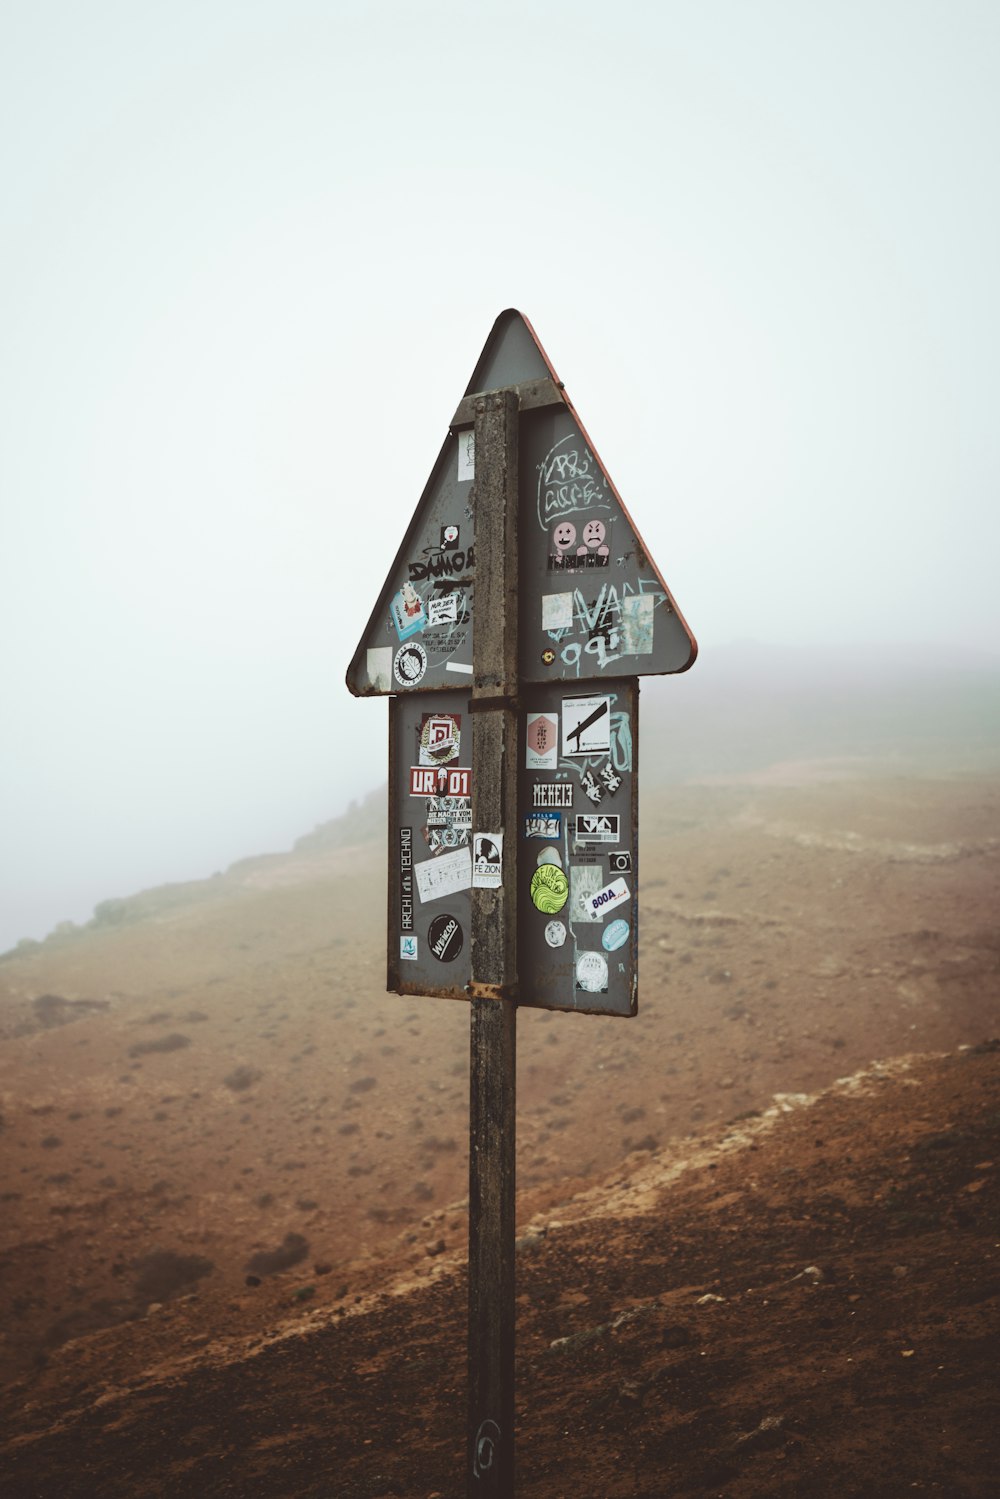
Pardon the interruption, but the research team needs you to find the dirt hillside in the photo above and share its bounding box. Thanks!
[1,1042,997,1497]
[1,750,998,1494]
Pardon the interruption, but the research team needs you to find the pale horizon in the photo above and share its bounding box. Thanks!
[3,1,998,951]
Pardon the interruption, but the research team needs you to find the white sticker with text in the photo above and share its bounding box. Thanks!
[415,845,472,903]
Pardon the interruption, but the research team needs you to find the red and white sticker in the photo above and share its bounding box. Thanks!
[418,714,461,766]
[410,766,472,798]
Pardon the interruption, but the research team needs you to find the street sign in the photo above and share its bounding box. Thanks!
[350,308,694,1016]
[346,309,695,698]
[348,313,695,1497]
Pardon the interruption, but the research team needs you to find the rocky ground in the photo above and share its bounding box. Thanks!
[0,1043,997,1497]
[0,762,998,1494]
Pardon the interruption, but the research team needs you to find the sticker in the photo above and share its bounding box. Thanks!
[602,918,630,952]
[425,795,472,831]
[419,714,461,767]
[574,813,620,843]
[400,934,418,961]
[541,648,556,666]
[428,594,459,626]
[620,594,654,655]
[394,642,427,686]
[367,647,392,691]
[422,794,470,854]
[576,950,609,993]
[599,761,623,795]
[536,846,562,868]
[445,660,473,675]
[415,845,472,902]
[549,520,576,568]
[524,811,561,840]
[549,518,610,569]
[441,524,460,549]
[458,430,474,481]
[562,697,611,756]
[578,518,610,558]
[532,781,573,808]
[584,876,630,920]
[542,592,574,632]
[400,827,414,932]
[544,920,567,948]
[428,912,463,962]
[526,713,558,770]
[472,833,503,889]
[569,864,604,923]
[390,583,427,642]
[608,851,632,874]
[423,830,466,855]
[530,864,568,915]
[580,770,604,805]
[549,553,609,572]
[410,766,471,797]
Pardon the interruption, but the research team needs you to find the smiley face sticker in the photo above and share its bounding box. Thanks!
[578,518,609,557]
[553,520,576,553]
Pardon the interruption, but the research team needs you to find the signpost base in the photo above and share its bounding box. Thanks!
[468,996,516,1496]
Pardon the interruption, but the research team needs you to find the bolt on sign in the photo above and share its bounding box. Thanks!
[347,309,695,1017]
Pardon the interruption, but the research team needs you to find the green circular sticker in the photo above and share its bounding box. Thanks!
[530,863,568,915]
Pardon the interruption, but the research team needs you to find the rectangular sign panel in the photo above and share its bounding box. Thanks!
[389,680,638,1014]
[517,678,638,1017]
[388,690,473,998]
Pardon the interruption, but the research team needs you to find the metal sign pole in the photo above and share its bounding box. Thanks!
[468,389,519,1495]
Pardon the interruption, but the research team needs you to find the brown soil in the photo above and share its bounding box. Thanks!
[0,768,998,1495]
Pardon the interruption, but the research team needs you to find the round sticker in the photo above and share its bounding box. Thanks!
[536,846,562,868]
[544,920,567,948]
[541,648,556,666]
[602,918,630,952]
[394,642,427,686]
[428,912,463,962]
[576,951,609,993]
[530,864,568,915]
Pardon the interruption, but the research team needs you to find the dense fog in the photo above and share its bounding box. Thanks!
[2,2,998,952]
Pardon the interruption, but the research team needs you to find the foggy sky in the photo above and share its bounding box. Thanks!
[2,1,998,953]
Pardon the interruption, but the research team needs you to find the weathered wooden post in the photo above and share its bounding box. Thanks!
[466,389,519,1492]
[347,310,696,1496]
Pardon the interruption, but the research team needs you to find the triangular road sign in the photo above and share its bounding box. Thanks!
[346,310,696,696]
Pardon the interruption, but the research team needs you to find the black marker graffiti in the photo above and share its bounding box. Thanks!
[408,546,475,583]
